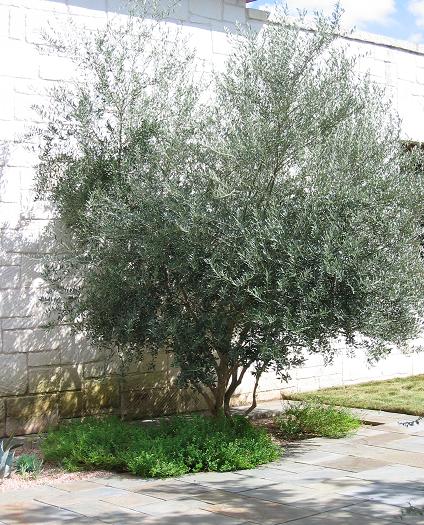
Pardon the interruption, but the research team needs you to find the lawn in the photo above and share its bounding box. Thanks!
[288,375,424,416]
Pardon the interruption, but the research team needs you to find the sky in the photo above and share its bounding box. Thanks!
[253,0,424,44]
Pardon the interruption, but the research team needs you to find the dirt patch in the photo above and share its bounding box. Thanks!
[251,417,291,447]
[0,437,111,492]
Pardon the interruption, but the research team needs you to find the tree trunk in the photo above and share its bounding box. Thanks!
[223,363,250,417]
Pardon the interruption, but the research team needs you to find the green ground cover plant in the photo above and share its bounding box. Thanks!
[288,375,424,416]
[275,403,361,439]
[41,415,280,477]
[15,454,43,478]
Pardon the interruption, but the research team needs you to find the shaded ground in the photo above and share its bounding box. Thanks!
[1,404,424,524]
[287,374,424,416]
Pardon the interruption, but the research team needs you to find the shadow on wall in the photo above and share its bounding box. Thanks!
[0,0,257,438]
[0,219,207,437]
[45,0,250,38]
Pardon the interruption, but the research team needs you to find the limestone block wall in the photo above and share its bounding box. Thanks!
[0,0,424,435]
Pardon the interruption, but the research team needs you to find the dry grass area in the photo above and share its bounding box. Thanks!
[288,375,424,416]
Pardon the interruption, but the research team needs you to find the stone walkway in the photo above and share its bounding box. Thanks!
[2,404,424,524]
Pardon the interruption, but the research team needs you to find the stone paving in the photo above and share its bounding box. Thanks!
[2,403,424,524]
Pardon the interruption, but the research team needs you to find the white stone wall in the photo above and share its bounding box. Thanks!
[0,0,424,432]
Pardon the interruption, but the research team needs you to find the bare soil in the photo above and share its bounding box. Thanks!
[0,437,111,492]
[251,417,291,447]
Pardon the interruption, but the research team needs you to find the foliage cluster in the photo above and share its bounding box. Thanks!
[41,415,280,477]
[275,402,361,439]
[35,1,424,415]
[15,453,44,478]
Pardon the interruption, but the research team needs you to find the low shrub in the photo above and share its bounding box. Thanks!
[41,414,280,478]
[15,453,43,477]
[275,402,361,439]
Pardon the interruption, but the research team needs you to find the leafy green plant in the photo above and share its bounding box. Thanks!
[41,415,280,477]
[275,403,361,439]
[15,454,44,478]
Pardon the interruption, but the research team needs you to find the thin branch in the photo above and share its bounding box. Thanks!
[244,365,266,416]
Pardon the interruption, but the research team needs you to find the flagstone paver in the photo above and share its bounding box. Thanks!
[349,464,424,482]
[312,455,391,472]
[3,404,424,524]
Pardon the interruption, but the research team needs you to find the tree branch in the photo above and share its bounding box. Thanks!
[243,364,266,416]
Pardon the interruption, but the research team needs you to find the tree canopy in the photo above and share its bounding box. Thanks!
[36,3,424,416]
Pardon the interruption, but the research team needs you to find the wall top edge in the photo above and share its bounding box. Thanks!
[246,7,424,57]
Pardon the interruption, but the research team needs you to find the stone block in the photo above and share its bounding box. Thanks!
[296,376,320,393]
[0,79,14,121]
[167,0,189,20]
[6,394,59,434]
[19,167,35,190]
[417,68,424,85]
[83,360,119,379]
[223,4,245,23]
[0,353,27,395]
[5,144,37,169]
[318,373,344,389]
[0,248,20,266]
[67,0,107,16]
[59,391,83,418]
[184,24,213,62]
[6,393,57,418]
[25,0,67,13]
[126,351,168,374]
[123,370,169,392]
[14,94,46,123]
[247,7,269,22]
[24,12,49,45]
[122,388,171,418]
[1,219,51,253]
[211,26,231,55]
[0,265,20,289]
[8,6,25,40]
[28,365,82,394]
[28,349,61,367]
[0,40,38,79]
[0,203,21,229]
[20,255,44,288]
[0,120,26,143]
[21,191,52,220]
[189,0,222,20]
[0,6,9,37]
[173,388,208,413]
[1,315,46,330]
[83,378,120,414]
[61,336,103,364]
[38,55,75,82]
[2,327,62,353]
[256,389,282,403]
[0,166,21,203]
[122,386,203,418]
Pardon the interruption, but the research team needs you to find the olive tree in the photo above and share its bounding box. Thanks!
[36,3,424,416]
